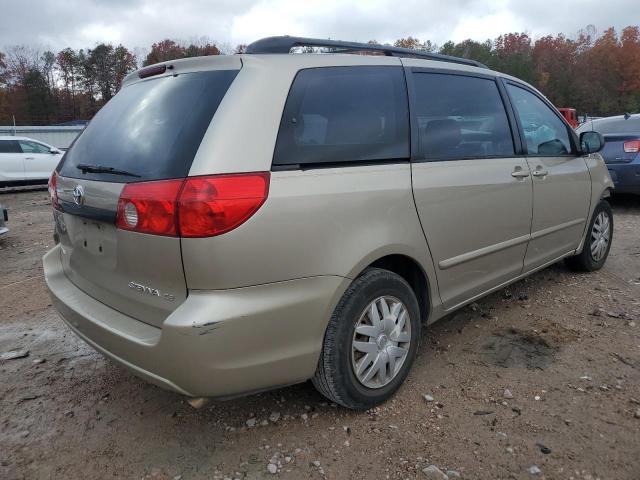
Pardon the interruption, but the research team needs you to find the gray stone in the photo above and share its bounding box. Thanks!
[269,412,281,423]
[446,471,461,478]
[422,465,448,479]
[503,389,514,399]
[423,394,435,402]
[267,463,277,474]
[529,465,542,475]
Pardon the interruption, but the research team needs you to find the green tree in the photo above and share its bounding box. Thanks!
[439,39,494,66]
[24,68,52,122]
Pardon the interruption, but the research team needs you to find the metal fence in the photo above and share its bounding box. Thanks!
[0,125,85,149]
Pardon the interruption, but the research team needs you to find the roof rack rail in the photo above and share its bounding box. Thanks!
[245,36,488,69]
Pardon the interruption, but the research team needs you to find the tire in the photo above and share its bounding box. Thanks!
[312,268,421,410]
[565,200,613,272]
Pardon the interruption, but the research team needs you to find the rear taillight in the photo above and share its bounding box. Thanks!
[178,173,270,237]
[115,173,270,238]
[116,179,183,236]
[623,140,640,153]
[49,171,61,211]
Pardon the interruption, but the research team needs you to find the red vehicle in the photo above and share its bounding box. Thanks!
[558,108,578,128]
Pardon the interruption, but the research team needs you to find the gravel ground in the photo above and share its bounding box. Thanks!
[1,187,639,480]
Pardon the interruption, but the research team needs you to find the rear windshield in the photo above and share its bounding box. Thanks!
[577,117,640,135]
[59,69,238,182]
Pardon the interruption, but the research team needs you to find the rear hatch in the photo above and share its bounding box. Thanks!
[53,60,240,327]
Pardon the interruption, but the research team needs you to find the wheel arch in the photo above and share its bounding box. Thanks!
[355,253,433,324]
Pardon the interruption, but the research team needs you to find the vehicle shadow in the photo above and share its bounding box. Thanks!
[608,192,640,212]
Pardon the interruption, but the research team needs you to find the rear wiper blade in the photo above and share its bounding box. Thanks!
[76,163,140,178]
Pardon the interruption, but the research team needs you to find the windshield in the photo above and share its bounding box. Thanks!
[59,69,238,182]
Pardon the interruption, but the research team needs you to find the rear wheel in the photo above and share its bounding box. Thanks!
[565,200,613,272]
[312,268,421,410]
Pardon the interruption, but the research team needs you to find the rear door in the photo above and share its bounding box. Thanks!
[408,69,532,310]
[18,139,59,180]
[54,65,239,327]
[505,83,591,271]
[0,140,25,182]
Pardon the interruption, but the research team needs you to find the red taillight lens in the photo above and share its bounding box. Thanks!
[49,171,61,211]
[116,179,183,236]
[115,173,270,238]
[178,173,270,237]
[623,140,640,153]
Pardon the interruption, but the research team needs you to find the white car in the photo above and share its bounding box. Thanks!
[0,136,63,186]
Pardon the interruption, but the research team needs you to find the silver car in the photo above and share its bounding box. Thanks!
[43,37,614,410]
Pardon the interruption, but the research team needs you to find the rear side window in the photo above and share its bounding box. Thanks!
[273,66,409,167]
[411,73,515,160]
[507,84,573,155]
[19,140,50,154]
[0,140,21,153]
[59,70,239,182]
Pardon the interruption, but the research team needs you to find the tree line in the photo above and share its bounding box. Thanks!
[0,25,638,126]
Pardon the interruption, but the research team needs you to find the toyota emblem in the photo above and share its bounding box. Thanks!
[72,185,85,206]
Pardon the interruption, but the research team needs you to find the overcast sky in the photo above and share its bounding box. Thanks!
[0,0,637,52]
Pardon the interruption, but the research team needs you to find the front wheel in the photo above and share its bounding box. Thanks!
[312,268,421,410]
[565,200,613,272]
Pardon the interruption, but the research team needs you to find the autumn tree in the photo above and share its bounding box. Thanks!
[532,34,577,107]
[2,26,639,124]
[493,33,534,83]
[144,38,221,65]
[394,36,436,52]
[618,26,640,112]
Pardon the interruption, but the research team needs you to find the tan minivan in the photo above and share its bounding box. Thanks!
[44,37,614,410]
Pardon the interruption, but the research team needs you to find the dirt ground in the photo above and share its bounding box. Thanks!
[1,187,639,480]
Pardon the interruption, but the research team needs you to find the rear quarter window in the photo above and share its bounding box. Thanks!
[59,69,238,182]
[273,66,409,167]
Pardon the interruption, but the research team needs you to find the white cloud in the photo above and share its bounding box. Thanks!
[0,0,636,52]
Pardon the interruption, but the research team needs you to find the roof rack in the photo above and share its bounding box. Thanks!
[245,36,488,69]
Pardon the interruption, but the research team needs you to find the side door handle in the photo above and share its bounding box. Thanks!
[511,168,530,179]
[25,157,34,160]
[532,167,549,178]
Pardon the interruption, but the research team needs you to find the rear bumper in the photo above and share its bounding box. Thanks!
[43,245,347,398]
[607,163,640,194]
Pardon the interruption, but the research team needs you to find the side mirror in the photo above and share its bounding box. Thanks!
[50,148,61,154]
[580,131,604,154]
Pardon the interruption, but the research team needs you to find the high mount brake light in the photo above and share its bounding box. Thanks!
[115,173,270,238]
[138,64,167,79]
